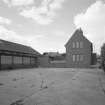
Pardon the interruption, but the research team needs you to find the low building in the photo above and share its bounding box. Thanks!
[0,39,40,70]
[43,52,66,61]
[65,28,93,68]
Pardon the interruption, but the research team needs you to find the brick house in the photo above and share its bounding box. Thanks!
[0,39,40,70]
[65,28,93,68]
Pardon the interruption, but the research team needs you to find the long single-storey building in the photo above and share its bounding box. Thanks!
[0,39,40,70]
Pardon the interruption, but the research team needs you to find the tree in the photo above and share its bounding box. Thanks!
[101,43,105,72]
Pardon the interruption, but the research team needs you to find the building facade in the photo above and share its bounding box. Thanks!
[65,29,93,68]
[0,39,40,70]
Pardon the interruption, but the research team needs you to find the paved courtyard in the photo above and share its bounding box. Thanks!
[0,68,105,105]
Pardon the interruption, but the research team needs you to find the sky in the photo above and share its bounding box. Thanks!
[0,0,105,54]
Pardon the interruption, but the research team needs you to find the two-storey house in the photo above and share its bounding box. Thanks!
[65,28,93,68]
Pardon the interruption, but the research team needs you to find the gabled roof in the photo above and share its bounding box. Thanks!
[0,39,40,56]
[65,28,92,47]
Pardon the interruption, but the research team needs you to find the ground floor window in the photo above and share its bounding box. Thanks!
[1,55,12,64]
[73,55,76,62]
[14,56,22,64]
[23,57,30,64]
[72,54,84,62]
[80,55,84,61]
[30,57,36,64]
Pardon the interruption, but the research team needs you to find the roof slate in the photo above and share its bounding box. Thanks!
[0,39,40,56]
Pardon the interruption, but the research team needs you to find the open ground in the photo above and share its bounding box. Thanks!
[0,68,105,105]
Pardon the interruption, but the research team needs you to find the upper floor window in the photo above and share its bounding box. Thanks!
[72,41,83,48]
[76,42,79,48]
[80,41,83,48]
[72,42,75,48]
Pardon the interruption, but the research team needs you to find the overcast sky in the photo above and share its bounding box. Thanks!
[0,0,105,54]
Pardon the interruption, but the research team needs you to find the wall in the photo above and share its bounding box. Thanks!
[0,54,38,70]
[50,61,66,68]
[38,56,50,67]
[66,34,92,68]
[38,56,66,68]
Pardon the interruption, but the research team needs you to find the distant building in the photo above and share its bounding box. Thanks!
[65,28,93,68]
[43,52,66,61]
[43,52,60,57]
[0,39,40,70]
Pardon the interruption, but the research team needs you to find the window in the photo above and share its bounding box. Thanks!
[1,56,12,64]
[14,56,22,64]
[80,55,84,61]
[73,42,84,48]
[72,54,84,62]
[77,55,79,61]
[76,42,79,48]
[72,42,75,48]
[80,42,83,48]
[72,55,76,62]
[30,57,35,64]
[23,57,30,64]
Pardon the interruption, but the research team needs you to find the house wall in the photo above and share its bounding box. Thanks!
[66,35,92,68]
[66,51,92,68]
